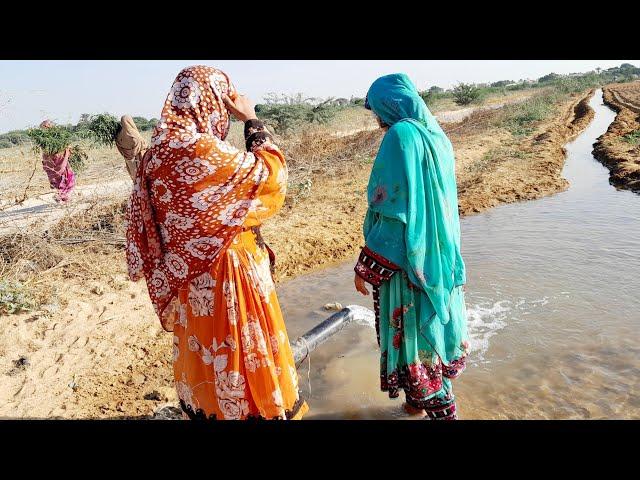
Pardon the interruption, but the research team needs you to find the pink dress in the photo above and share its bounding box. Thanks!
[42,148,76,202]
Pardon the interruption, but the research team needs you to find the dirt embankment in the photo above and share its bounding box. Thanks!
[0,89,597,419]
[455,90,595,215]
[592,83,640,193]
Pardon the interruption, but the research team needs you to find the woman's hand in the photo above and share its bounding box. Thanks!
[354,273,370,296]
[223,94,258,122]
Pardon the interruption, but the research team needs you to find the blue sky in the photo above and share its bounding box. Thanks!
[0,60,637,133]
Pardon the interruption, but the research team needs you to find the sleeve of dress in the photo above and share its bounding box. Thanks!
[354,244,401,287]
[242,119,288,228]
[354,211,404,287]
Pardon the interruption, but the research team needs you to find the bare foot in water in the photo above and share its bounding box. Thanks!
[402,403,427,417]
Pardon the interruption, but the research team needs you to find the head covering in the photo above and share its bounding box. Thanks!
[116,115,147,180]
[364,73,466,324]
[125,65,270,329]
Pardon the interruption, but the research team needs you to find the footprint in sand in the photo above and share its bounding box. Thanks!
[68,336,89,349]
[40,364,60,379]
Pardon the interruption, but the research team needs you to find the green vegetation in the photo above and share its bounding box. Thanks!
[255,94,348,134]
[0,280,34,315]
[69,145,88,172]
[83,114,120,147]
[501,93,559,137]
[622,130,640,145]
[26,125,74,156]
[1,114,158,150]
[452,83,482,106]
[419,87,451,109]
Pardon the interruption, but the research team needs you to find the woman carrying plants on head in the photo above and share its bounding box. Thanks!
[354,74,469,420]
[35,120,76,202]
[126,65,307,420]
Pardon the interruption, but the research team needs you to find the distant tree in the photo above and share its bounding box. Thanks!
[452,83,481,106]
[537,73,561,83]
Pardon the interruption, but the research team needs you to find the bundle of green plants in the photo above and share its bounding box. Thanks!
[69,145,88,172]
[26,125,73,156]
[85,113,120,147]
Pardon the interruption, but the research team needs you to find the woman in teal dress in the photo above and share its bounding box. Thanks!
[354,73,469,420]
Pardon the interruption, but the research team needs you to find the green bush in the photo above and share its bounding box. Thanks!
[0,130,30,148]
[133,116,158,131]
[255,95,344,134]
[452,83,482,106]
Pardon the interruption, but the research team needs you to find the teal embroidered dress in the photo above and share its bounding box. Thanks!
[354,74,469,419]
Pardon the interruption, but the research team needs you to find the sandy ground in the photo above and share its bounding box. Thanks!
[592,82,640,193]
[0,180,131,236]
[0,89,596,419]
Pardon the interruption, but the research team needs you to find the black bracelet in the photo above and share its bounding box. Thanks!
[244,119,266,139]
[246,131,274,151]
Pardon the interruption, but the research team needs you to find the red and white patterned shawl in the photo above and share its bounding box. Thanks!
[125,65,274,329]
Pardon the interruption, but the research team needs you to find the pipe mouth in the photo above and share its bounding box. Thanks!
[292,306,375,368]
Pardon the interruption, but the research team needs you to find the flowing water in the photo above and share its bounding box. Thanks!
[277,90,640,419]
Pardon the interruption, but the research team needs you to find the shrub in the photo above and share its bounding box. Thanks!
[255,95,343,134]
[0,280,34,315]
[491,80,513,88]
[0,130,31,148]
[452,83,482,106]
[538,73,563,84]
[133,116,158,131]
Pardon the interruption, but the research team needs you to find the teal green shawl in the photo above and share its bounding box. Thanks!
[364,73,466,324]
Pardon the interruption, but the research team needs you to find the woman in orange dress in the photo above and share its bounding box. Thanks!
[125,65,307,420]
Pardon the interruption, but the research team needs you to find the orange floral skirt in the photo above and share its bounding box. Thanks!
[167,228,308,420]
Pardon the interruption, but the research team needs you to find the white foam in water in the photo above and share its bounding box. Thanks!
[466,301,509,360]
[347,296,551,363]
[346,305,375,328]
[346,301,510,361]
